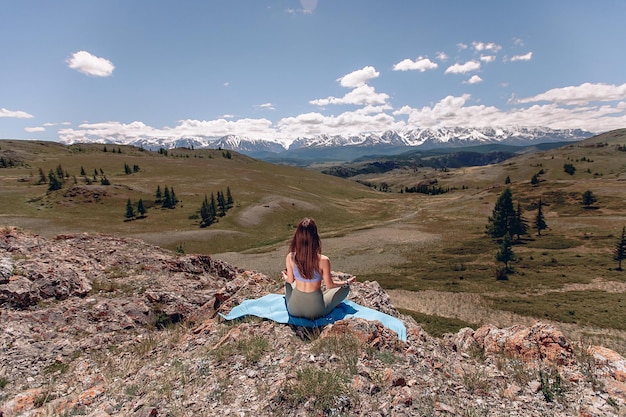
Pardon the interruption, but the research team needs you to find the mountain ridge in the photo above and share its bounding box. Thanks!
[57,126,594,162]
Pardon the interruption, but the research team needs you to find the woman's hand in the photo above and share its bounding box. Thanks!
[346,276,356,284]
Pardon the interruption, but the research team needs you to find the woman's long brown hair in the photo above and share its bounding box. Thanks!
[289,218,321,280]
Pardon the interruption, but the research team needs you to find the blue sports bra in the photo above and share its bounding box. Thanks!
[293,263,322,283]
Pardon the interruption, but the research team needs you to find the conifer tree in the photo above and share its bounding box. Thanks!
[55,164,64,179]
[226,187,234,208]
[125,199,135,219]
[530,174,539,185]
[200,195,210,226]
[80,166,86,176]
[200,195,216,227]
[511,202,529,240]
[505,175,511,185]
[47,170,63,191]
[137,199,147,217]
[217,190,226,216]
[486,188,516,238]
[534,198,547,236]
[582,190,597,208]
[170,187,178,206]
[614,226,626,271]
[37,167,47,184]
[124,163,132,174]
[496,232,515,272]
[155,185,162,203]
[162,186,172,208]
[210,193,217,219]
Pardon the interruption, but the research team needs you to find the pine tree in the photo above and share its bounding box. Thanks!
[614,226,626,271]
[80,166,86,176]
[47,170,63,191]
[530,174,539,185]
[486,188,516,238]
[55,164,64,179]
[226,187,234,209]
[170,187,178,207]
[155,185,162,203]
[137,199,147,217]
[505,175,511,185]
[162,186,172,208]
[210,193,217,220]
[496,232,515,272]
[582,190,597,208]
[200,195,216,227]
[37,167,47,184]
[125,199,135,220]
[217,190,226,216]
[124,163,132,174]
[511,202,529,240]
[534,199,547,236]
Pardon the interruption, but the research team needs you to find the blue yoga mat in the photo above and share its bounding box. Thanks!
[220,293,406,341]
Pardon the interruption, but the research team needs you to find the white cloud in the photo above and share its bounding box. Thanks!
[457,43,468,50]
[510,52,533,62]
[256,103,276,110]
[338,66,379,88]
[277,109,403,138]
[513,37,524,46]
[480,55,495,63]
[67,51,115,77]
[464,75,483,84]
[24,126,45,133]
[472,41,502,53]
[58,118,276,143]
[444,61,481,74]
[300,0,318,13]
[393,93,626,132]
[0,108,34,118]
[393,57,438,72]
[517,82,626,105]
[221,114,235,119]
[310,84,389,106]
[436,51,448,61]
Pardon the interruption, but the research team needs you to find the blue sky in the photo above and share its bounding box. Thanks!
[2,0,626,145]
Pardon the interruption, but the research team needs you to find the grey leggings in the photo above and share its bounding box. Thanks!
[284,282,350,320]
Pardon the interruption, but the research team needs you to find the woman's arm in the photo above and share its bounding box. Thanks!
[320,255,356,288]
[283,253,295,284]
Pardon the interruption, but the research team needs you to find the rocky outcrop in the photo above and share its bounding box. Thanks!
[1,227,625,416]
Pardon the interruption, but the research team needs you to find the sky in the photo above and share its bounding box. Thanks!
[2,0,626,146]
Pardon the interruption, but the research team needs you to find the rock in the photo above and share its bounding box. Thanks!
[472,322,574,365]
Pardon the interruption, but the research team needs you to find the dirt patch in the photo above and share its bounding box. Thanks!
[132,229,245,247]
[236,195,319,227]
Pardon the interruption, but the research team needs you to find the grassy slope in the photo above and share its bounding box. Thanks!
[0,140,396,254]
[350,129,626,349]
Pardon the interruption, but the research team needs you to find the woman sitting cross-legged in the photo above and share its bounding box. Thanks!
[282,217,356,320]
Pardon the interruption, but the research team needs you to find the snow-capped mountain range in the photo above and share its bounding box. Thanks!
[59,126,594,162]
